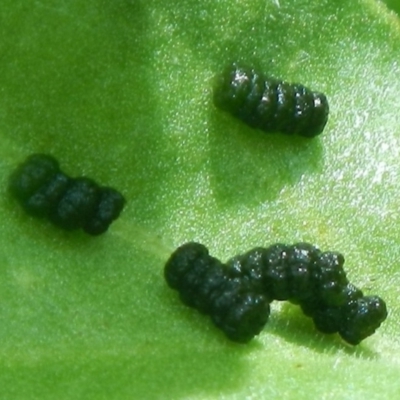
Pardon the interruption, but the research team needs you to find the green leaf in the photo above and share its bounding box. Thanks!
[1,0,399,398]
[382,0,400,14]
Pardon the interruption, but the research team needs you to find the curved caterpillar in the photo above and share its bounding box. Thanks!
[164,242,387,345]
[9,154,126,235]
[226,243,349,306]
[213,63,329,137]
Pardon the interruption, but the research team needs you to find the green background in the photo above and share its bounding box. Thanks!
[1,0,400,399]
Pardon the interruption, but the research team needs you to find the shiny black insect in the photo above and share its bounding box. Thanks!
[213,63,329,137]
[164,241,387,345]
[9,154,125,235]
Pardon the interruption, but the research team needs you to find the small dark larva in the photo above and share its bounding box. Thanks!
[9,154,125,235]
[339,295,388,345]
[164,241,387,345]
[213,63,329,137]
[164,242,271,343]
[210,277,271,343]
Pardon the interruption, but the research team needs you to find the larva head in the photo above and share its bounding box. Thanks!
[301,92,329,137]
[213,63,257,114]
[83,187,126,235]
[9,154,60,202]
[164,242,210,290]
[339,296,388,345]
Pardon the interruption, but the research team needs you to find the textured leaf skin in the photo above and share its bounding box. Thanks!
[1,0,400,399]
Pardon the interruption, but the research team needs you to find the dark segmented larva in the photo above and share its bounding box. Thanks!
[213,63,329,137]
[226,243,349,305]
[9,154,125,235]
[164,242,271,343]
[309,285,388,345]
[164,241,387,345]
[210,277,271,343]
[227,243,387,344]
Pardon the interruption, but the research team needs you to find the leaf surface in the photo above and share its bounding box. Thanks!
[1,1,400,399]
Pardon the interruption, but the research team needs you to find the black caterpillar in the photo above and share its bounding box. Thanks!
[9,154,126,235]
[213,63,329,137]
[164,242,387,345]
[164,242,271,343]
